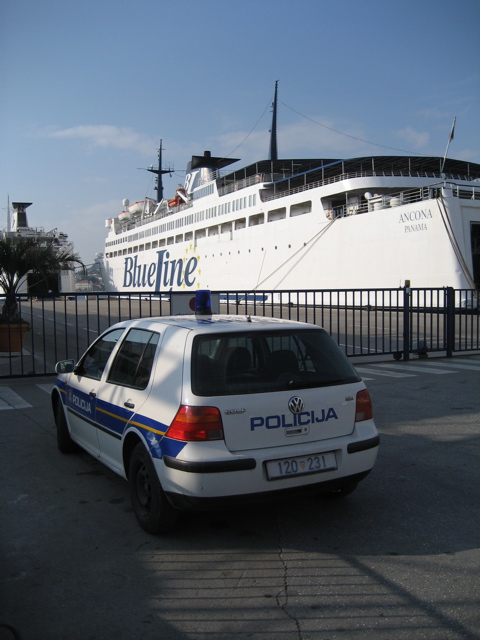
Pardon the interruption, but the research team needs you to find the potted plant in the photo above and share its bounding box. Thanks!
[0,237,81,353]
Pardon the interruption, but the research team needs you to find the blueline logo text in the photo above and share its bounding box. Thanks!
[123,250,199,290]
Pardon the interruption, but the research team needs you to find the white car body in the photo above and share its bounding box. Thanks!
[52,314,379,533]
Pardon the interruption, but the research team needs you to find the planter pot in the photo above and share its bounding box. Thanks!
[0,323,30,354]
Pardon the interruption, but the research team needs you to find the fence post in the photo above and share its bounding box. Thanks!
[445,287,455,357]
[403,286,410,361]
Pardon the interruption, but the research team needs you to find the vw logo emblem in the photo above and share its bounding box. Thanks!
[288,396,304,414]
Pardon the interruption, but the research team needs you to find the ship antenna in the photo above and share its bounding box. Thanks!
[147,139,173,202]
[269,80,279,161]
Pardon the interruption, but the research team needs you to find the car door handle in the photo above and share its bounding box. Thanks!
[124,401,135,409]
[89,391,96,398]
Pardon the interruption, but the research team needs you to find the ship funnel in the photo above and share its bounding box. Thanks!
[184,151,239,195]
[11,202,32,230]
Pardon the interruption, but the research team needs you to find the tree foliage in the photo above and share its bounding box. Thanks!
[0,237,82,322]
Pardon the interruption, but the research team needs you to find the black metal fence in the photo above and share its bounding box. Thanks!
[0,287,478,379]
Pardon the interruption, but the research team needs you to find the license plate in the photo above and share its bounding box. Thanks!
[266,451,337,480]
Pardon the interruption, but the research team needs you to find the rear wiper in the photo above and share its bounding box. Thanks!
[284,378,346,389]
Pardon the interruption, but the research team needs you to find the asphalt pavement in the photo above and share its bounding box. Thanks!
[1,356,479,640]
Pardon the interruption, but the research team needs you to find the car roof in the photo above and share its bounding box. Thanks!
[109,315,324,335]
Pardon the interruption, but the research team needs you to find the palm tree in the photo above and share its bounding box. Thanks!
[0,237,82,323]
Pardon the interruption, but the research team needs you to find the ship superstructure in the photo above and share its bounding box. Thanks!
[100,90,480,298]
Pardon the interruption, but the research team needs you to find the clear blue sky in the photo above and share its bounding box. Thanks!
[1,0,479,265]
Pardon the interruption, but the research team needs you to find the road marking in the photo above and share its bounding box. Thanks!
[355,356,480,379]
[372,363,456,375]
[408,361,480,371]
[0,387,32,410]
[355,367,416,378]
[37,384,54,394]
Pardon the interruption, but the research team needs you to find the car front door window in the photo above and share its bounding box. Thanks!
[66,328,125,454]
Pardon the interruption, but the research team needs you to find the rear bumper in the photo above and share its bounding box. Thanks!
[158,422,379,508]
[163,456,257,473]
[163,434,380,474]
[165,470,371,510]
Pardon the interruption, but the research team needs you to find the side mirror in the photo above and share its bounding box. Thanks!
[55,359,75,374]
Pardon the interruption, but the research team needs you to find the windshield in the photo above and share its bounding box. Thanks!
[191,328,360,396]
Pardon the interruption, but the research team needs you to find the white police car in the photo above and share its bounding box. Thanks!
[52,293,379,533]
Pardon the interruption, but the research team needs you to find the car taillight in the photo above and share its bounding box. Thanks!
[166,405,224,441]
[355,389,373,422]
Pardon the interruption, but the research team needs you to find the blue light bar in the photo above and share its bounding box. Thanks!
[195,290,212,317]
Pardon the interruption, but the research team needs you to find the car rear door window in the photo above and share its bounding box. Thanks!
[107,329,159,389]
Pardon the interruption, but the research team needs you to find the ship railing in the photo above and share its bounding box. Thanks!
[218,174,268,196]
[331,186,434,217]
[117,201,193,233]
[262,170,475,202]
[448,185,480,200]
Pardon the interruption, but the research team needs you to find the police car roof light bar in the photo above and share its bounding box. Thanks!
[195,290,212,318]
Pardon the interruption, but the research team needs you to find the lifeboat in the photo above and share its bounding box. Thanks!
[168,188,188,208]
[128,201,145,216]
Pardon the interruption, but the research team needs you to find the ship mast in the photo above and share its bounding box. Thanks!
[269,80,279,161]
[147,139,172,203]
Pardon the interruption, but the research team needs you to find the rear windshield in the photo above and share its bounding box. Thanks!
[191,328,360,396]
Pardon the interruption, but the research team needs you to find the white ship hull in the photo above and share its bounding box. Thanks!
[101,158,480,297]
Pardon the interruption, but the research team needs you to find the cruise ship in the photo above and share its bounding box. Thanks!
[100,87,480,300]
[2,201,76,293]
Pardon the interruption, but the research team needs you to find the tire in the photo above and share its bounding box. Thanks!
[129,442,178,534]
[325,482,358,499]
[55,400,79,454]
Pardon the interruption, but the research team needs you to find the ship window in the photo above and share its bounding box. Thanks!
[195,229,206,240]
[152,241,158,249]
[123,249,127,255]
[145,242,151,250]
[128,247,133,254]
[221,222,232,233]
[268,207,286,222]
[167,236,174,245]
[139,244,144,252]
[159,239,165,247]
[208,226,218,236]
[235,218,246,230]
[175,234,183,243]
[185,231,193,241]
[249,213,264,226]
[291,201,312,217]
[133,246,138,253]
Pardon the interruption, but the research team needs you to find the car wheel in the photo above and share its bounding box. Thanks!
[129,442,178,534]
[325,482,358,499]
[55,400,78,454]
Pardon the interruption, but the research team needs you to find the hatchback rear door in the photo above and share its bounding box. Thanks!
[189,327,363,453]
